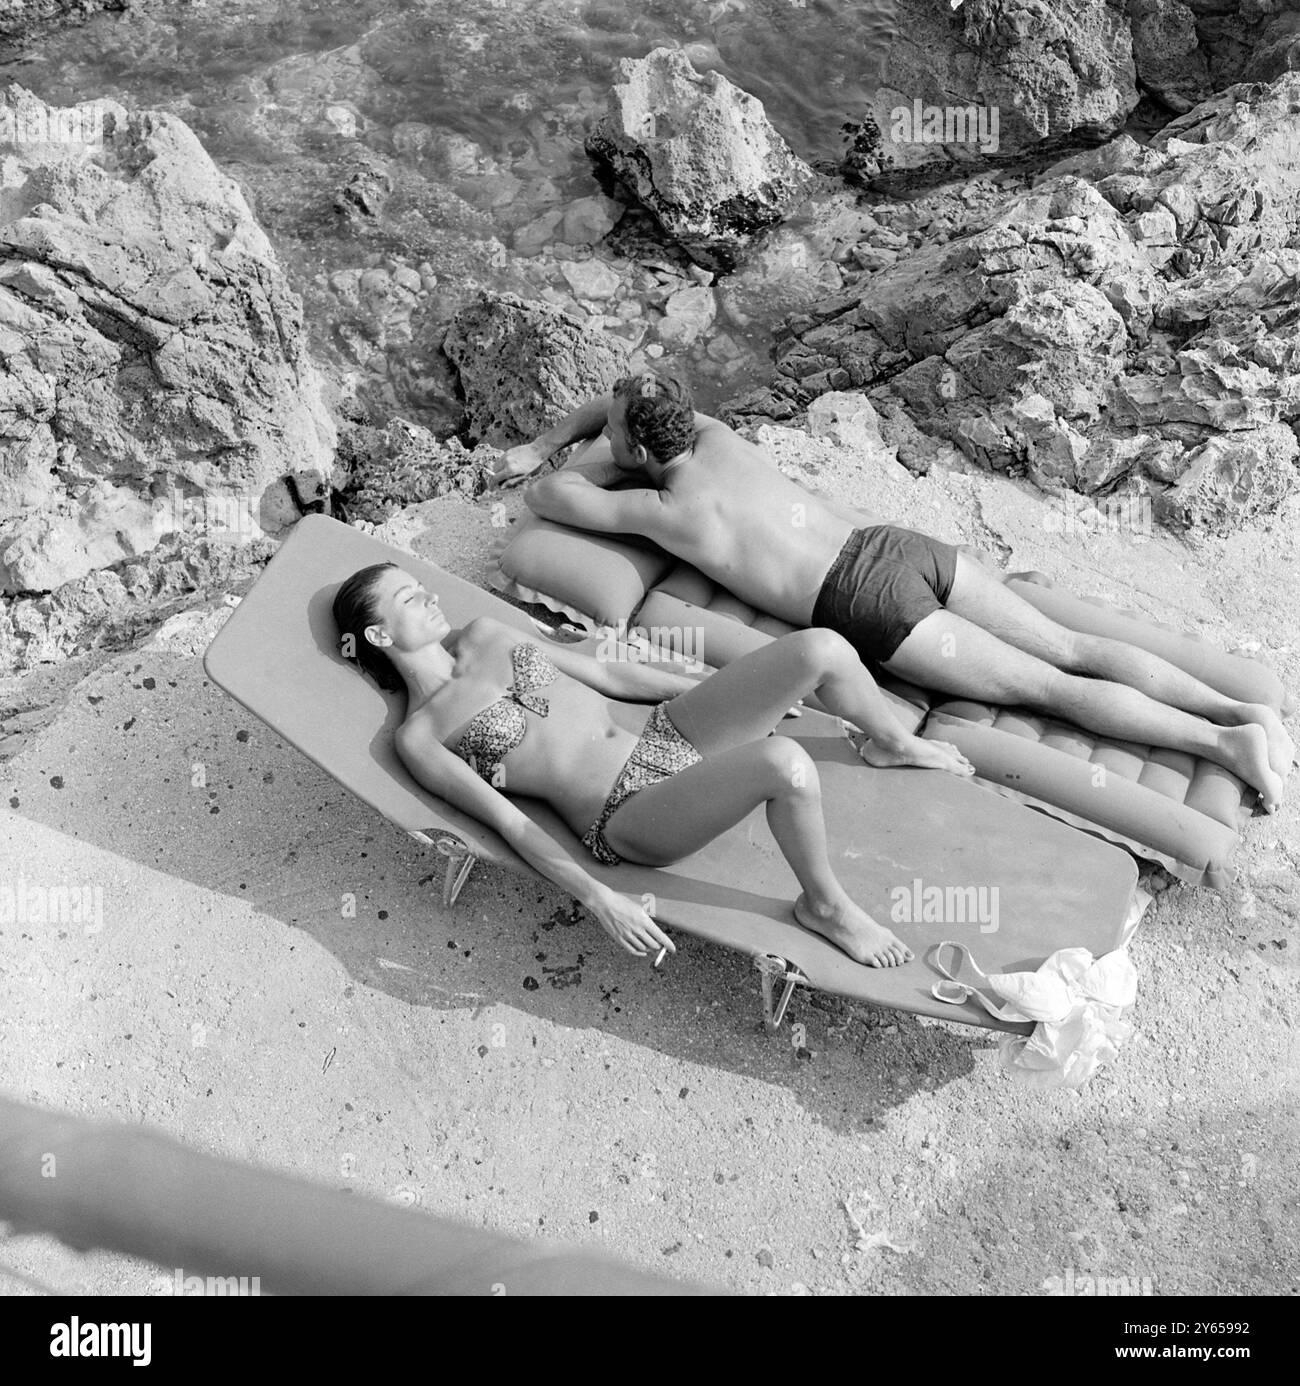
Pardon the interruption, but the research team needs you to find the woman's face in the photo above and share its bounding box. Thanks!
[367,568,449,653]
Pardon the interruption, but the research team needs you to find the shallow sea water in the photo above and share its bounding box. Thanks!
[0,0,902,422]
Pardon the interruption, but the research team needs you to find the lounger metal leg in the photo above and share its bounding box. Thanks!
[755,953,806,1034]
[410,831,479,908]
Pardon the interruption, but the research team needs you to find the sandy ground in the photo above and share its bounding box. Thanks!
[1,449,1298,1296]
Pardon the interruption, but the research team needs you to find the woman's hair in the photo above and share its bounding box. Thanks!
[332,562,404,693]
[612,371,696,463]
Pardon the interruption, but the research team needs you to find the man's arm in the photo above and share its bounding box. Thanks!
[534,393,614,457]
[553,448,629,487]
[525,469,675,543]
[490,394,614,488]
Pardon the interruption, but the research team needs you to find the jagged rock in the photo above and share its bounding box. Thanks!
[859,0,1137,173]
[0,85,336,595]
[1189,0,1300,88]
[1000,394,1091,490]
[1120,84,1300,274]
[1154,423,1300,534]
[656,284,716,348]
[1237,8,1300,85]
[561,194,623,246]
[338,418,495,524]
[944,279,1129,420]
[0,0,127,42]
[1078,433,1180,492]
[777,181,1147,455]
[728,74,1300,533]
[868,393,963,477]
[0,531,276,676]
[585,47,813,272]
[285,469,332,516]
[442,291,629,446]
[558,258,622,302]
[805,392,891,458]
[1129,0,1212,113]
[333,154,394,222]
[720,386,801,429]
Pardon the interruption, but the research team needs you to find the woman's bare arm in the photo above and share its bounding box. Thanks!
[536,637,708,701]
[395,720,675,957]
[397,723,605,906]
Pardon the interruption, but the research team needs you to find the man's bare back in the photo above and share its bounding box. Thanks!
[504,393,863,623]
[651,422,855,624]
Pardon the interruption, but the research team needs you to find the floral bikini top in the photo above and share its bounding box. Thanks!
[454,642,559,783]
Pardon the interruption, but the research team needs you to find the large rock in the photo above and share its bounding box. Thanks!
[1186,0,1300,88]
[585,47,813,273]
[1154,423,1300,535]
[338,418,495,524]
[0,0,127,42]
[442,291,629,447]
[728,73,1300,534]
[0,85,336,594]
[0,530,275,676]
[853,0,1138,175]
[1129,0,1212,112]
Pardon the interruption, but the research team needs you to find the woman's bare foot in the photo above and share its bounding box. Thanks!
[794,891,913,968]
[1219,723,1285,813]
[1238,703,1295,781]
[847,728,975,778]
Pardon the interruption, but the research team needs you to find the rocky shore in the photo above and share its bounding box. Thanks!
[4,7,1300,674]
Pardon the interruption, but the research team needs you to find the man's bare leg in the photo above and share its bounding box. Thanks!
[946,555,1295,777]
[882,608,1285,811]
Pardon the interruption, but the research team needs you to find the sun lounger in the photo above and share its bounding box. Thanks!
[203,514,1139,1036]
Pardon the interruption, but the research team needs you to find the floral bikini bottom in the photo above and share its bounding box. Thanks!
[580,702,703,866]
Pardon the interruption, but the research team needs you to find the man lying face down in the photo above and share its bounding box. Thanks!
[492,371,1292,813]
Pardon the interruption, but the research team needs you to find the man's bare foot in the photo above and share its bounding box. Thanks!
[794,891,913,968]
[847,728,975,778]
[1239,703,1295,781]
[1219,724,1285,813]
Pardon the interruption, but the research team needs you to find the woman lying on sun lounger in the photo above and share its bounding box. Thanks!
[334,563,975,969]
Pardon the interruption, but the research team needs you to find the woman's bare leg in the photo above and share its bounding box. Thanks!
[665,628,973,777]
[603,736,912,967]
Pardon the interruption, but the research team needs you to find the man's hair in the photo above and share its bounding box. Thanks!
[612,372,696,463]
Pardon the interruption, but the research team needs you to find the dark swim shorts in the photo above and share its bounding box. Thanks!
[811,525,959,665]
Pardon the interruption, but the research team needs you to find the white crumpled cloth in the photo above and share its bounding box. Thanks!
[933,941,1139,1090]
[989,946,1138,1089]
